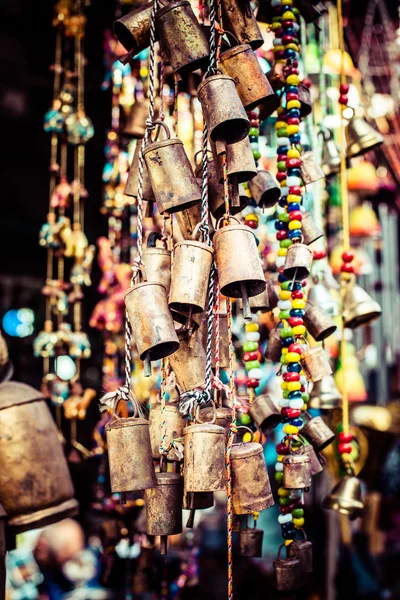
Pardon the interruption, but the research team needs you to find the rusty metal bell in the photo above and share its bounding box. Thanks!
[114,4,153,57]
[301,151,325,186]
[266,63,286,91]
[124,140,154,202]
[248,394,281,433]
[301,414,335,451]
[298,83,312,117]
[320,129,341,176]
[174,202,203,240]
[198,403,232,442]
[300,346,332,383]
[322,476,364,519]
[283,243,313,281]
[309,375,342,410]
[155,0,209,74]
[144,472,183,554]
[240,287,270,313]
[183,423,226,492]
[169,327,206,392]
[144,122,201,214]
[197,74,250,145]
[303,303,337,342]
[213,313,230,369]
[266,279,279,310]
[149,402,185,461]
[289,537,313,574]
[123,98,160,139]
[212,136,257,185]
[0,382,78,533]
[283,452,311,489]
[274,547,302,591]
[221,0,263,49]
[220,44,278,113]
[303,443,324,476]
[143,238,171,294]
[265,328,282,363]
[238,528,264,557]
[301,211,324,245]
[231,441,274,513]
[342,278,382,328]
[346,116,384,158]
[248,170,280,209]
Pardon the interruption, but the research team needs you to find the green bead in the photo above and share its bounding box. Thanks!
[245,360,260,371]
[291,440,302,448]
[292,508,304,518]
[280,355,288,365]
[280,281,290,290]
[301,393,309,402]
[249,127,259,136]
[279,497,291,506]
[277,161,287,172]
[242,182,248,190]
[282,390,289,399]
[275,472,284,482]
[279,213,290,223]
[272,16,282,22]
[280,327,293,338]
[277,128,288,137]
[292,7,299,15]
[252,150,261,160]
[241,413,252,425]
[280,239,292,248]
[279,310,290,320]
[243,341,258,352]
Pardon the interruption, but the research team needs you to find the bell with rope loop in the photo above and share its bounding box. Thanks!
[282,443,312,490]
[273,544,302,591]
[142,232,172,294]
[122,96,160,139]
[113,4,154,60]
[220,0,263,50]
[144,471,183,555]
[149,400,184,461]
[300,346,333,383]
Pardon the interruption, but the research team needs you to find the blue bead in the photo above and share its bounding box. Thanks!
[284,30,296,38]
[279,198,287,208]
[291,418,303,427]
[287,168,302,178]
[278,273,288,283]
[286,84,298,93]
[281,337,294,347]
[289,134,301,144]
[249,136,258,143]
[278,146,289,154]
[288,202,301,211]
[281,522,296,534]
[275,220,287,231]
[288,229,302,239]
[290,309,304,317]
[286,109,300,119]
[287,363,301,373]
[284,49,297,59]
[288,282,302,291]
[288,391,302,400]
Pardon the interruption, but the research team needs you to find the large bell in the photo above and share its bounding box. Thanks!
[309,375,342,410]
[320,129,341,176]
[346,116,384,158]
[169,327,206,392]
[301,414,335,451]
[212,136,257,185]
[303,303,337,342]
[274,551,302,591]
[248,170,280,209]
[114,4,153,56]
[231,441,274,513]
[220,0,263,49]
[248,394,281,433]
[183,423,226,492]
[300,346,332,383]
[342,279,382,328]
[322,476,364,519]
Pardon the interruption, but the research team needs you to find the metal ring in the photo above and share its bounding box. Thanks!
[236,425,255,443]
[195,400,216,424]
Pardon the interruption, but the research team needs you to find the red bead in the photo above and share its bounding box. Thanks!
[282,408,301,419]
[338,432,353,443]
[286,92,299,102]
[245,220,258,229]
[285,68,298,76]
[280,504,295,514]
[243,351,258,362]
[286,159,302,169]
[247,378,259,389]
[276,231,288,241]
[249,120,259,127]
[339,94,349,105]
[292,60,298,68]
[282,35,295,44]
[278,153,288,162]
[302,78,312,88]
[283,372,300,382]
[276,172,287,182]
[275,50,284,59]
[283,20,294,27]
[313,250,326,260]
[301,280,307,287]
[291,290,303,299]
[341,263,354,273]
[278,266,285,274]
[340,83,350,94]
[288,343,303,355]
[288,210,302,220]
[289,186,302,196]
[341,250,354,263]
[338,442,353,455]
[247,111,257,119]
[287,117,300,125]
[300,385,305,392]
[276,442,290,455]
[288,317,303,327]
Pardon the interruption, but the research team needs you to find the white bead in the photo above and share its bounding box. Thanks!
[279,398,290,408]
[276,256,286,268]
[271,0,281,6]
[276,205,285,214]
[275,462,283,472]
[293,22,300,31]
[248,368,262,380]
[289,489,303,499]
[278,300,292,310]
[286,176,301,187]
[300,205,306,213]
[300,375,307,386]
[273,37,282,45]
[278,513,293,524]
[289,398,303,409]
[245,331,260,342]
[277,137,290,147]
[280,187,289,197]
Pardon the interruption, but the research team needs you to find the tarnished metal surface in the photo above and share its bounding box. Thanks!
[301,415,335,451]
[195,158,248,218]
[283,454,311,489]
[289,540,313,574]
[183,491,214,510]
[149,403,184,460]
[212,136,257,185]
[303,304,337,342]
[238,528,263,557]
[283,243,313,281]
[345,116,384,158]
[301,151,325,186]
[144,472,183,535]
[124,140,154,200]
[274,557,302,591]
[248,394,281,433]
[265,328,281,362]
[220,0,263,49]
[303,444,324,476]
[183,423,226,492]
[231,442,274,514]
[198,405,232,442]
[300,347,332,383]
[169,328,206,391]
[143,247,172,294]
[175,202,203,239]
[123,97,160,139]
[301,211,324,245]
[169,240,214,313]
[248,170,280,208]
[114,4,153,54]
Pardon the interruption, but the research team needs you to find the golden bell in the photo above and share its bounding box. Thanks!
[212,136,257,185]
[289,537,313,574]
[169,327,206,392]
[221,0,263,50]
[220,44,278,112]
[149,402,185,461]
[303,303,337,342]
[144,472,183,554]
[143,242,171,295]
[300,346,332,383]
[301,415,335,451]
[114,4,153,56]
[321,129,341,176]
[183,423,226,492]
[238,528,263,557]
[283,243,313,281]
[301,211,324,245]
[346,116,384,158]
[124,140,154,201]
[248,170,280,209]
[283,452,311,489]
[155,0,209,74]
[265,328,282,363]
[322,476,364,519]
[123,98,160,139]
[298,83,312,117]
[174,202,203,240]
[231,441,274,514]
[309,375,342,410]
[169,239,213,314]
[274,550,302,591]
[303,443,324,476]
[144,122,201,214]
[342,279,382,328]
[197,74,250,145]
[301,151,325,186]
[0,382,78,533]
[248,394,281,433]
[198,404,232,442]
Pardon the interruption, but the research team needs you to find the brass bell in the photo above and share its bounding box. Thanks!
[289,536,313,574]
[248,170,280,209]
[303,443,324,476]
[124,140,154,202]
[265,328,282,363]
[342,278,382,328]
[143,235,171,294]
[248,394,281,433]
[212,136,257,185]
[320,129,341,176]
[274,547,302,591]
[183,422,226,492]
[155,0,209,74]
[149,402,185,461]
[283,452,311,489]
[301,211,324,245]
[303,303,337,342]
[169,327,206,392]
[220,44,278,113]
[197,74,250,145]
[143,122,201,214]
[301,414,335,451]
[346,116,384,158]
[213,217,266,321]
[231,441,274,513]
[309,375,342,410]
[221,0,263,50]
[283,243,313,281]
[114,4,153,57]
[301,151,325,186]
[307,282,338,317]
[144,472,183,554]
[183,491,214,528]
[300,346,332,383]
[198,403,232,442]
[322,476,364,519]
[122,97,160,139]
[298,83,312,118]
[238,527,264,557]
[174,202,203,240]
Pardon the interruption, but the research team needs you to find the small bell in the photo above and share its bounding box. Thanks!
[298,83,312,117]
[303,303,337,342]
[301,212,324,245]
[248,394,281,433]
[273,546,302,591]
[144,472,183,554]
[169,327,206,392]
[124,140,154,202]
[303,443,324,476]
[122,97,159,139]
[283,243,313,281]
[322,476,364,519]
[246,288,272,313]
[143,235,171,294]
[309,375,342,410]
[300,151,325,186]
[183,422,226,492]
[320,129,341,176]
[197,74,250,145]
[301,414,335,451]
[283,452,311,489]
[238,527,264,557]
[342,278,382,328]
[155,0,209,74]
[289,535,313,574]
[266,63,286,91]
[212,136,257,185]
[149,402,185,461]
[346,116,384,158]
[198,403,232,442]
[231,441,274,513]
[248,170,280,209]
[113,4,153,57]
[265,328,282,363]
[220,0,263,49]
[300,346,332,383]
[307,282,338,317]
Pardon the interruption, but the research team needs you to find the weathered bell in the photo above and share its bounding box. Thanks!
[143,239,171,294]
[301,211,324,245]
[174,202,203,240]
[301,415,335,451]
[213,219,266,321]
[212,313,230,369]
[298,83,312,117]
[266,280,279,310]
[106,412,157,493]
[289,538,313,574]
[283,453,311,489]
[114,4,153,57]
[169,327,206,392]
[321,129,341,176]
[212,136,257,185]
[322,476,364,519]
[183,491,214,527]
[198,404,232,442]
[169,240,213,314]
[301,151,325,186]
[124,140,154,202]
[307,282,338,317]
[123,97,159,139]
[155,0,209,74]
[248,170,280,209]
[144,472,183,554]
[265,328,282,363]
[143,122,201,214]
[183,423,226,492]
[0,382,78,533]
[283,243,313,281]
[309,375,342,410]
[248,394,281,433]
[149,402,185,461]
[274,552,302,591]
[300,346,332,383]
[244,288,271,313]
[303,443,324,476]
[220,44,278,113]
[221,0,264,49]
[197,74,250,145]
[303,303,337,342]
[238,528,264,557]
[296,0,325,22]
[346,116,384,158]
[231,442,274,513]
[343,280,382,328]
[266,63,286,91]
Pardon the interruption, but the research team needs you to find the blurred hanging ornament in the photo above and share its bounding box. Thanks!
[44,100,65,133]
[65,110,94,144]
[349,203,381,237]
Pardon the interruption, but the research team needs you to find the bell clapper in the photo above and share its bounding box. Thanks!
[231,177,240,207]
[186,492,196,528]
[184,306,193,331]
[120,492,126,505]
[241,282,252,322]
[160,535,168,555]
[143,353,152,377]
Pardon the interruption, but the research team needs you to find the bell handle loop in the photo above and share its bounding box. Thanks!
[236,425,254,443]
[289,437,305,455]
[149,120,171,143]
[319,127,333,141]
[194,149,213,167]
[191,222,203,241]
[222,29,241,49]
[111,392,140,421]
[133,264,147,285]
[215,215,241,230]
[342,105,355,121]
[195,400,216,424]
[213,387,222,408]
[277,543,286,560]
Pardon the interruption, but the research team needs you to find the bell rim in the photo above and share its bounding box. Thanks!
[220,279,266,299]
[152,472,183,486]
[124,281,167,300]
[183,423,226,435]
[143,247,171,257]
[113,4,152,52]
[141,339,180,361]
[209,119,250,145]
[173,239,214,255]
[7,498,79,534]
[143,137,183,155]
[217,168,257,185]
[106,416,150,431]
[231,441,263,459]
[343,303,382,328]
[155,0,190,19]
[220,43,252,62]
[197,72,236,95]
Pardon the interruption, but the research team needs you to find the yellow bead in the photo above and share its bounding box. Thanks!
[285,43,299,51]
[284,539,294,547]
[286,352,301,363]
[278,248,287,257]
[280,180,287,187]
[281,347,288,355]
[253,511,260,519]
[279,290,292,300]
[341,452,352,462]
[293,518,305,528]
[302,403,308,411]
[272,22,282,30]
[292,325,306,335]
[289,220,302,230]
[281,381,288,390]
[277,106,286,115]
[282,10,295,19]
[292,299,305,309]
[242,432,252,443]
[286,124,299,136]
[287,98,301,109]
[287,149,300,159]
[245,323,258,332]
[277,455,284,462]
[287,381,301,391]
[275,120,287,130]
[287,194,301,203]
[276,59,287,64]
[278,487,290,497]
[245,213,258,221]
[283,424,299,435]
